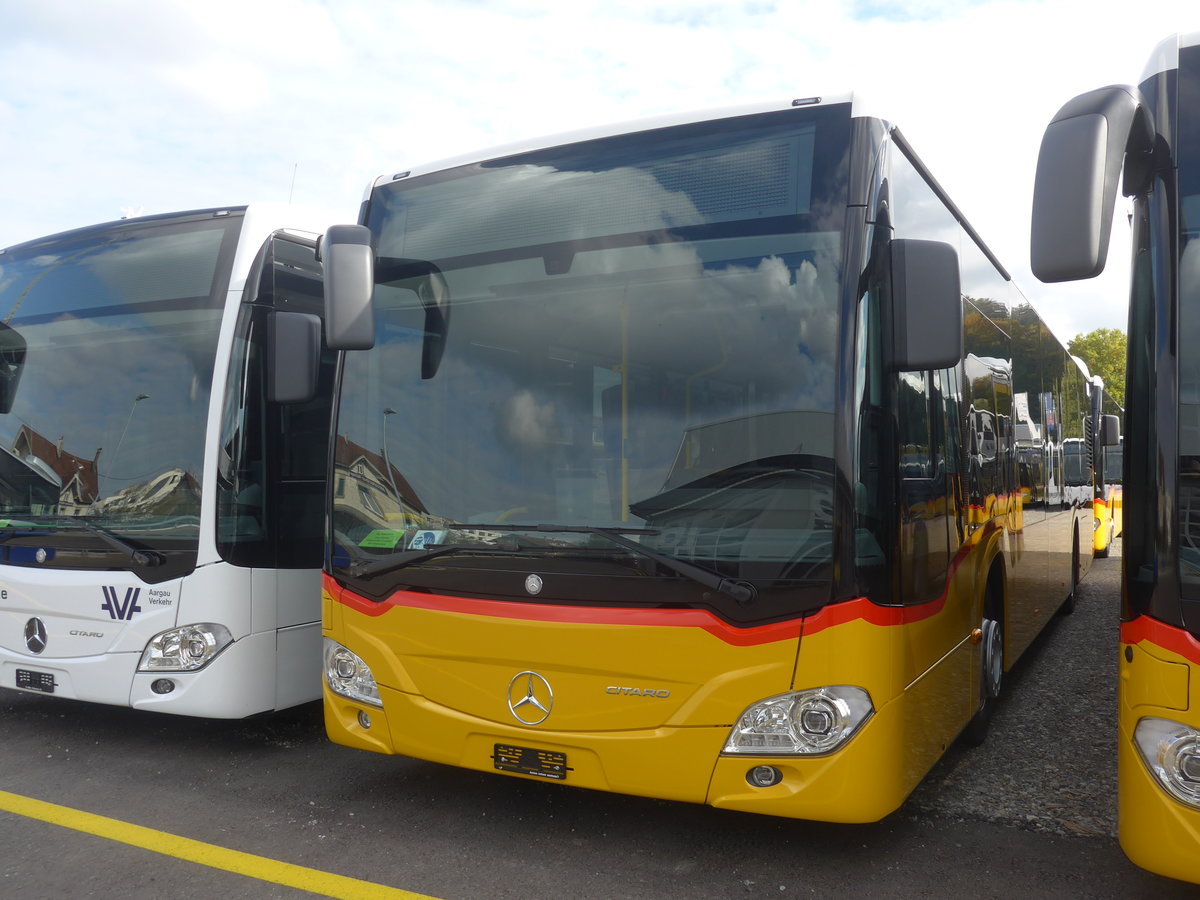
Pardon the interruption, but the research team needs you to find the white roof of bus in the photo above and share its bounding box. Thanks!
[1141,32,1200,83]
[366,92,861,198]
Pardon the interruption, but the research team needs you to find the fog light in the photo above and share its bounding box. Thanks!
[357,710,372,729]
[151,679,176,695]
[747,765,783,788]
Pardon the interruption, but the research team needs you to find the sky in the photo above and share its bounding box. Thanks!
[1,0,1196,346]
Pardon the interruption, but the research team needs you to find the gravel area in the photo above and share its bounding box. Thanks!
[906,540,1122,837]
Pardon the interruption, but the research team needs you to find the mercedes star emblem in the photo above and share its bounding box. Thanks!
[507,670,553,725]
[24,617,48,654]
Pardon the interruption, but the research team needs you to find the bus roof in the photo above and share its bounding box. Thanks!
[1140,32,1200,84]
[366,93,862,198]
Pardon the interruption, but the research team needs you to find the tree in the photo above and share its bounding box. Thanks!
[1068,328,1126,406]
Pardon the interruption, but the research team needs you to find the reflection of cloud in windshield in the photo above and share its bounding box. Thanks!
[498,389,557,452]
[388,163,707,262]
[84,229,220,303]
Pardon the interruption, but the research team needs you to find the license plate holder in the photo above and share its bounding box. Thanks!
[16,669,56,694]
[493,743,569,780]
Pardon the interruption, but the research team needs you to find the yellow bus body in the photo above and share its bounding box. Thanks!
[1093,486,1124,555]
[1118,617,1200,885]
[325,532,997,824]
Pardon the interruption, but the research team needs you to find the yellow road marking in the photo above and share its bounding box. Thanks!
[0,790,437,900]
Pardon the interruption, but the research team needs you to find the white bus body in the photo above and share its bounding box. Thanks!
[0,204,335,717]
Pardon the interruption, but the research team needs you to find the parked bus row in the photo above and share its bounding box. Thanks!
[3,33,1192,883]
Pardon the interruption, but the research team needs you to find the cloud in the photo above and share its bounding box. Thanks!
[2,0,1196,340]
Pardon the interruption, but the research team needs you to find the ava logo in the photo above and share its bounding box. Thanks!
[101,586,142,621]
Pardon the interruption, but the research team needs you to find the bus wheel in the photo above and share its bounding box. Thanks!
[963,613,1003,746]
[1059,531,1080,615]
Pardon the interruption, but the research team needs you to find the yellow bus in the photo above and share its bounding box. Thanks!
[1091,379,1123,558]
[320,95,1091,823]
[1031,33,1200,885]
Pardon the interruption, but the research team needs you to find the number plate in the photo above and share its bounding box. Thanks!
[16,669,55,693]
[493,744,569,780]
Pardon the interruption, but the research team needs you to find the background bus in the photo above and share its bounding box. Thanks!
[321,96,1091,823]
[1031,32,1200,885]
[1092,377,1123,558]
[0,205,336,718]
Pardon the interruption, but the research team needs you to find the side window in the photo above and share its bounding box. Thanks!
[889,145,960,603]
[217,304,267,561]
[217,234,330,568]
[898,371,933,478]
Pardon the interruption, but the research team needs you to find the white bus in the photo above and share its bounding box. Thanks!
[0,204,335,717]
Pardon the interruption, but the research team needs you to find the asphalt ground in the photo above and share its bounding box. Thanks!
[2,540,1198,898]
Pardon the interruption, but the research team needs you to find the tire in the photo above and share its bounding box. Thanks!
[962,612,1003,746]
[1059,531,1080,616]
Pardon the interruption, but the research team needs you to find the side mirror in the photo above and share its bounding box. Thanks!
[1101,414,1120,446]
[890,238,962,371]
[322,224,375,350]
[267,311,321,404]
[1030,85,1152,283]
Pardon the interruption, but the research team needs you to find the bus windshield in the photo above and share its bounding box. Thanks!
[0,213,236,562]
[334,106,850,613]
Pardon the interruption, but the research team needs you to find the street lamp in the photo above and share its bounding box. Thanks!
[108,393,149,494]
[381,407,401,505]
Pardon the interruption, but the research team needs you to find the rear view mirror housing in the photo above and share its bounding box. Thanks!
[1030,85,1153,283]
[267,311,321,404]
[1101,413,1120,446]
[322,224,376,350]
[890,238,963,372]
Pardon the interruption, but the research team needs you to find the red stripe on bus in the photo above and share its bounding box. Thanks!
[325,529,989,647]
[801,531,990,636]
[1121,616,1200,667]
[327,578,802,646]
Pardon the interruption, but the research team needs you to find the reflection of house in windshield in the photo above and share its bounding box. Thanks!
[332,434,429,533]
[93,468,200,517]
[0,425,101,514]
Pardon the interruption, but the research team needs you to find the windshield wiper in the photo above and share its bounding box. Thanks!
[346,523,757,606]
[349,543,484,579]
[347,531,530,579]
[469,523,757,606]
[15,515,163,568]
[73,517,164,568]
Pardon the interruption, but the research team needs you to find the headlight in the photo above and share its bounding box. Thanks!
[323,638,382,707]
[723,686,874,755]
[138,623,233,672]
[1134,717,1200,809]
